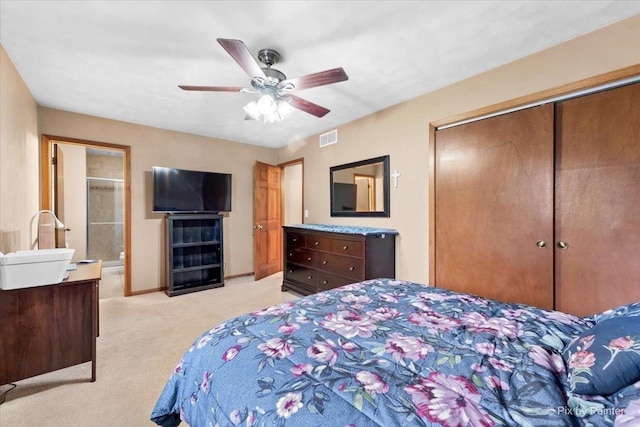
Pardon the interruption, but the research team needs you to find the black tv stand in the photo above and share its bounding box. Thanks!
[165,213,224,296]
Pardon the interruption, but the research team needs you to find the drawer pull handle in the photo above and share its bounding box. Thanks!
[314,241,320,246]
[289,253,293,257]
[349,266,355,271]
[343,245,348,250]
[322,280,328,285]
[289,270,293,274]
[322,260,328,265]
[307,257,312,261]
[292,238,297,242]
[307,275,313,280]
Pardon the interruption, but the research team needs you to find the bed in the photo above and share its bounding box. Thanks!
[151,279,640,426]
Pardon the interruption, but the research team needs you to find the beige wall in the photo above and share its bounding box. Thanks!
[0,44,39,253]
[276,15,640,285]
[60,144,88,260]
[39,108,277,293]
[283,163,303,225]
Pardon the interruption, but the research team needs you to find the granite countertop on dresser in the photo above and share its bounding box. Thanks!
[284,224,398,236]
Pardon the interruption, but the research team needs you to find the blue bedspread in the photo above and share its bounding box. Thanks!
[151,279,639,426]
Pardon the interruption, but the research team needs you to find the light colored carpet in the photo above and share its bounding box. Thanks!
[0,272,297,426]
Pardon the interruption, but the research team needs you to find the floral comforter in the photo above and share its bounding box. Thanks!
[151,279,639,426]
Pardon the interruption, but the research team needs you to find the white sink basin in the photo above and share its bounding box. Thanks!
[0,248,75,290]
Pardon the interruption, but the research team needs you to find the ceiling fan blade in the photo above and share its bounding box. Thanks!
[288,95,330,118]
[217,38,267,80]
[279,67,348,91]
[179,85,245,92]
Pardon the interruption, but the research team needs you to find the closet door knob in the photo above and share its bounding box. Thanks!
[557,241,569,250]
[536,241,547,248]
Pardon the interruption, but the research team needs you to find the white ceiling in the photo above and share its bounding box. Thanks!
[2,1,639,148]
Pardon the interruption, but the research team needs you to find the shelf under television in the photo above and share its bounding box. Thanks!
[167,281,223,297]
[172,263,221,273]
[172,240,220,248]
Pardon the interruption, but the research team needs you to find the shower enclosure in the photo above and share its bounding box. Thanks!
[86,177,124,267]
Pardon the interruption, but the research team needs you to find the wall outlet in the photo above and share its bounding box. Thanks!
[304,210,309,218]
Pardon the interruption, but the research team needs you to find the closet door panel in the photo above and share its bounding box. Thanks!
[555,83,640,316]
[435,104,554,308]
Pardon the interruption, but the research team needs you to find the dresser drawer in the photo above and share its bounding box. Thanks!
[305,236,331,251]
[319,253,363,280]
[286,248,318,268]
[330,239,363,257]
[299,249,320,268]
[285,264,318,288]
[287,233,305,248]
[318,272,356,291]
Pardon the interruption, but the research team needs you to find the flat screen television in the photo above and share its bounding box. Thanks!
[152,166,232,213]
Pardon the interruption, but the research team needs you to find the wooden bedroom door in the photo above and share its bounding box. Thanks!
[253,161,282,280]
[435,104,555,308]
[555,83,640,316]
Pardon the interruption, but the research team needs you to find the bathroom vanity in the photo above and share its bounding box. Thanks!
[0,261,102,385]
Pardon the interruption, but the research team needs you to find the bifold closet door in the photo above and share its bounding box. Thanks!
[435,104,554,308]
[555,83,640,316]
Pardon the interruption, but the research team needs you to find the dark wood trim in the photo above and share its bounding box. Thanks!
[39,134,132,297]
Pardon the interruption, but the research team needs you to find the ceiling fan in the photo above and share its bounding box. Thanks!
[179,38,349,123]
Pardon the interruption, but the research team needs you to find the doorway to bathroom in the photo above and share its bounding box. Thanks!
[40,135,131,297]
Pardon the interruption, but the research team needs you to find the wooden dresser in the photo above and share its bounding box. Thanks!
[282,225,397,295]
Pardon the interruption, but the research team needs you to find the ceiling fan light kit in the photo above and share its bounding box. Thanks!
[243,93,295,123]
[179,38,348,124]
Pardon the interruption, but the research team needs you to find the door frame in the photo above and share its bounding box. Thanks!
[252,158,304,279]
[40,134,132,296]
[278,158,305,224]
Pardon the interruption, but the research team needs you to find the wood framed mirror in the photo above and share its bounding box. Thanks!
[330,155,390,217]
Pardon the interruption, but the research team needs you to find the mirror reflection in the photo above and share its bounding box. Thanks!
[330,155,390,217]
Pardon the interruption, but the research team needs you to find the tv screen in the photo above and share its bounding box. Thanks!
[152,166,232,213]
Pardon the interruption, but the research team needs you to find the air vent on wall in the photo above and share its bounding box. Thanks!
[319,129,338,147]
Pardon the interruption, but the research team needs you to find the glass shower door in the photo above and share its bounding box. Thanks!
[87,178,124,267]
